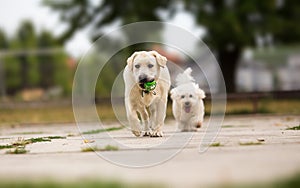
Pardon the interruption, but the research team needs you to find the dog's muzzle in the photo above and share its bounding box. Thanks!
[184,102,191,113]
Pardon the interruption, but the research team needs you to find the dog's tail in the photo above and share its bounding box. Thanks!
[175,67,195,86]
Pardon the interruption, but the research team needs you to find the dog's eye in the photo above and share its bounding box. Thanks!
[135,65,140,69]
[148,64,154,68]
[181,95,185,99]
[189,94,193,98]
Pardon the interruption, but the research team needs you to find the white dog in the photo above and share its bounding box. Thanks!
[123,51,171,137]
[170,68,205,132]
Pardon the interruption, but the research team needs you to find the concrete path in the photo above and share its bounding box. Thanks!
[0,115,299,187]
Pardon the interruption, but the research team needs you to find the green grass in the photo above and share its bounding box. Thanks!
[0,106,76,126]
[81,145,119,152]
[210,142,222,147]
[222,171,300,188]
[0,144,14,149]
[82,126,124,134]
[47,136,67,139]
[6,146,28,154]
[102,145,119,151]
[11,136,66,146]
[67,133,79,137]
[0,137,52,151]
[239,142,262,146]
[26,137,51,144]
[0,179,163,188]
[0,136,67,153]
[10,137,52,147]
[81,146,98,152]
[286,125,300,130]
[222,125,234,128]
[0,171,300,188]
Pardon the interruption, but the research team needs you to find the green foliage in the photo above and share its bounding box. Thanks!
[0,29,8,49]
[0,136,67,154]
[80,51,123,98]
[44,0,172,42]
[4,55,22,93]
[81,145,119,152]
[81,146,98,152]
[186,0,300,48]
[1,20,73,96]
[25,137,51,144]
[6,146,28,154]
[47,136,67,139]
[10,137,51,147]
[0,179,162,188]
[0,144,13,149]
[97,62,117,97]
[239,141,262,146]
[103,145,119,151]
[286,125,300,130]
[17,21,40,88]
[44,0,300,92]
[27,55,40,87]
[186,0,300,91]
[210,142,222,147]
[38,30,72,95]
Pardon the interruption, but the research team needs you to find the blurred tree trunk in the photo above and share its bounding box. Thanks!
[218,47,241,93]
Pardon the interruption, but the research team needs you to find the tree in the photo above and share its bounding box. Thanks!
[45,0,300,92]
[2,21,72,96]
[38,30,72,95]
[17,21,40,88]
[44,0,173,97]
[4,37,22,94]
[0,29,8,49]
[185,0,300,92]
[44,0,172,43]
[0,29,9,96]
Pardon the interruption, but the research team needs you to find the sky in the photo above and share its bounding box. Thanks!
[0,0,204,58]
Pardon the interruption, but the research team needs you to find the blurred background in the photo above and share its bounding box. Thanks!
[0,0,299,124]
[0,0,300,117]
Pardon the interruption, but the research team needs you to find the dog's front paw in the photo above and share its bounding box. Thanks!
[143,130,152,137]
[150,130,164,137]
[131,130,141,137]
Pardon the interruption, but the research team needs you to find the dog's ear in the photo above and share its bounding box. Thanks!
[170,88,177,100]
[196,86,206,99]
[150,51,167,68]
[127,52,139,71]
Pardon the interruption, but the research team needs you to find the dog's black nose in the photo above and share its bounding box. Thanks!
[138,74,148,83]
[185,102,190,106]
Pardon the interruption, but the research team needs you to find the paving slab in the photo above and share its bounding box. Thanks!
[0,115,299,187]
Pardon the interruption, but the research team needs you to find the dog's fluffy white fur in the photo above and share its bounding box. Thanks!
[123,51,171,137]
[170,68,205,131]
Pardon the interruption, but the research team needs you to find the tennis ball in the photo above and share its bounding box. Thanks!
[144,80,156,91]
